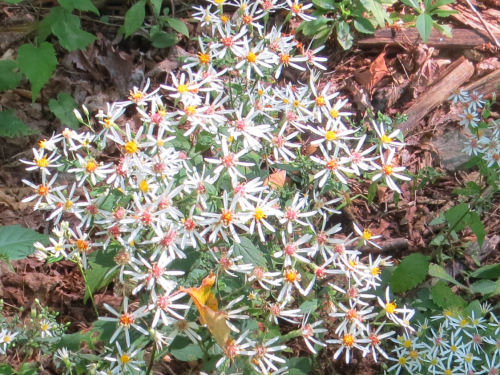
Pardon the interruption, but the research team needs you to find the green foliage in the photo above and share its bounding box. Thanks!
[428,263,465,288]
[17,42,57,101]
[300,0,391,49]
[0,225,48,261]
[470,263,500,279]
[0,109,39,138]
[286,357,312,375]
[83,248,119,302]
[166,17,189,37]
[0,60,22,92]
[49,92,79,129]
[390,252,429,293]
[58,0,99,14]
[170,336,205,361]
[431,280,466,309]
[124,0,146,37]
[232,237,267,266]
[400,0,457,42]
[49,8,96,51]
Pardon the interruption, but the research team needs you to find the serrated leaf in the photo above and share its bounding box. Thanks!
[166,17,189,37]
[49,92,79,129]
[286,357,312,375]
[354,18,376,34]
[58,0,99,14]
[465,211,485,246]
[150,29,178,48]
[416,13,433,42]
[232,236,266,266]
[17,42,57,101]
[0,225,48,260]
[428,263,465,287]
[299,299,318,314]
[470,279,499,296]
[51,8,96,51]
[124,0,146,38]
[0,60,22,91]
[0,110,39,138]
[470,263,500,279]
[444,203,469,231]
[84,248,118,303]
[390,252,429,293]
[297,18,330,36]
[431,280,466,309]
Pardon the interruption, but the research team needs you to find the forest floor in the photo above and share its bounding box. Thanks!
[0,0,499,374]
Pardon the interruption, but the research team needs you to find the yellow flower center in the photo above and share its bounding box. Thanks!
[220,14,229,23]
[120,354,130,364]
[185,105,197,116]
[64,200,73,210]
[36,156,49,168]
[386,302,397,314]
[86,160,98,173]
[285,269,297,282]
[330,108,339,118]
[254,207,266,221]
[139,180,149,193]
[362,229,372,240]
[3,335,11,343]
[382,165,393,175]
[381,134,392,143]
[38,185,49,196]
[198,52,211,65]
[409,350,418,359]
[315,96,325,106]
[76,239,89,251]
[246,52,257,63]
[444,370,452,375]
[129,90,144,102]
[39,139,47,149]
[343,334,354,347]
[325,130,337,141]
[398,356,407,365]
[221,210,233,225]
[103,118,113,128]
[326,159,338,170]
[124,140,138,154]
[177,84,188,93]
[371,267,380,276]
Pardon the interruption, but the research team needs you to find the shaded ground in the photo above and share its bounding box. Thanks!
[0,0,499,374]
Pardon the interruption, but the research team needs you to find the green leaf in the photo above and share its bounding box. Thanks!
[470,279,500,296]
[416,13,433,42]
[170,337,204,361]
[2,0,24,3]
[470,263,500,279]
[83,248,118,303]
[150,0,163,16]
[124,0,146,38]
[431,280,466,309]
[0,225,48,261]
[49,92,79,129]
[336,20,353,50]
[428,263,465,287]
[286,357,312,375]
[17,363,38,375]
[51,8,96,51]
[312,0,336,10]
[444,203,469,231]
[150,29,177,48]
[17,42,57,101]
[390,252,429,293]
[453,181,481,196]
[299,299,318,314]
[360,0,387,28]
[58,0,99,14]
[166,17,189,37]
[0,60,22,91]
[232,236,266,267]
[354,17,376,34]
[367,181,377,203]
[401,0,421,11]
[433,23,452,38]
[195,130,215,153]
[0,110,39,138]
[0,364,13,375]
[464,211,485,246]
[464,300,482,317]
[298,18,331,37]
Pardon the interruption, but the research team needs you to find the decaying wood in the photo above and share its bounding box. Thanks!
[462,68,500,97]
[447,0,500,46]
[398,57,475,136]
[357,28,493,48]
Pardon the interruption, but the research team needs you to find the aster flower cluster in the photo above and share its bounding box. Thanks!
[448,89,500,169]
[9,1,416,373]
[386,307,500,375]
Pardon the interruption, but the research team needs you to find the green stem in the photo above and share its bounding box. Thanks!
[78,262,99,317]
[145,342,157,375]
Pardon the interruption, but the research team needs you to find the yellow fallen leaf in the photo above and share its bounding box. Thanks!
[180,272,231,348]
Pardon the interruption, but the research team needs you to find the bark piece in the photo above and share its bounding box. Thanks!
[398,57,474,135]
[462,68,500,97]
[358,28,495,48]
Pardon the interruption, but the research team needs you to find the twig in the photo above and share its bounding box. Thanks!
[464,0,500,47]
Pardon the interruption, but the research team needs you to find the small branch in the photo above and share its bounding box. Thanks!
[464,0,500,47]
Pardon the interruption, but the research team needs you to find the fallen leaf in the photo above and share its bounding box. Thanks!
[265,170,286,189]
[355,52,390,93]
[180,272,230,348]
